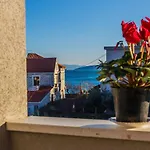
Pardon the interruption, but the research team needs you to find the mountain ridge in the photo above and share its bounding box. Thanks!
[74,65,97,71]
[64,64,98,71]
[63,64,85,70]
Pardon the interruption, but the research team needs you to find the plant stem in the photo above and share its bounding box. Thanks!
[139,44,144,66]
[128,43,133,64]
[132,44,135,54]
[140,44,144,59]
[146,44,150,56]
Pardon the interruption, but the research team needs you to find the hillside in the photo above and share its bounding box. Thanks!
[64,64,84,70]
[74,65,98,71]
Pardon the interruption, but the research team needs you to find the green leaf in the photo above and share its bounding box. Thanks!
[122,51,131,61]
[144,68,150,75]
[140,68,150,82]
[123,68,136,77]
[96,75,107,82]
[101,79,115,84]
[137,52,147,60]
[144,62,150,67]
[115,68,127,78]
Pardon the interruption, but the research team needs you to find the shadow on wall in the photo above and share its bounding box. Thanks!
[0,123,10,150]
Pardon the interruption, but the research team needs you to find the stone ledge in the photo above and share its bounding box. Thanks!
[6,116,150,142]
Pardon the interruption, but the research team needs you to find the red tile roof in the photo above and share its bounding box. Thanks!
[27,53,44,59]
[58,63,66,68]
[28,86,52,102]
[39,86,53,90]
[27,58,56,72]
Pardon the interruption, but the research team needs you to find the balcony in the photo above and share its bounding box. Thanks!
[0,117,150,150]
[1,0,150,150]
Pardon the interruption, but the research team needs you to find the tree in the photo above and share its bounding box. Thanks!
[65,83,80,94]
[85,86,105,113]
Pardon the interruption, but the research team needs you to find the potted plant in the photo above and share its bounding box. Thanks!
[97,17,150,122]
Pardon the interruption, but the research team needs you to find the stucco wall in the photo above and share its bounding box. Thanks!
[27,72,54,89]
[10,131,150,150]
[0,0,27,124]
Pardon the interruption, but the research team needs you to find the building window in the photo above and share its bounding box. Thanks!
[33,76,40,86]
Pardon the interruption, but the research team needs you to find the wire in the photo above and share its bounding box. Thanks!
[84,54,106,66]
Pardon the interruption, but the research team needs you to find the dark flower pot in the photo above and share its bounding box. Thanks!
[112,88,150,122]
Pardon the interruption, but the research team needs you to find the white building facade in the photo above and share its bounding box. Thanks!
[27,53,66,115]
[104,46,140,62]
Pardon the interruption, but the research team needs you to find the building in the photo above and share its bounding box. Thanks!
[104,46,141,62]
[27,53,66,115]
[27,86,52,115]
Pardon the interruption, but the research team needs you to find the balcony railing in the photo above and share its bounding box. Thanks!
[2,116,150,150]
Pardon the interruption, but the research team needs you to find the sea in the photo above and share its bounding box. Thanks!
[65,65,100,92]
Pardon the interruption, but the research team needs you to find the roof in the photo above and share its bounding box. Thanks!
[104,46,141,51]
[28,86,52,102]
[27,53,44,59]
[58,63,66,68]
[27,58,56,72]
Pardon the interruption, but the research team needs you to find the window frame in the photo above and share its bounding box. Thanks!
[32,75,41,86]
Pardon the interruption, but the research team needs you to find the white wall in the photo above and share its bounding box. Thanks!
[104,46,140,62]
[60,68,65,99]
[27,72,54,89]
[28,92,50,116]
[53,62,66,99]
[106,50,124,62]
[54,62,59,85]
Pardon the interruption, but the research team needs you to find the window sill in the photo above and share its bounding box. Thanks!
[6,116,150,142]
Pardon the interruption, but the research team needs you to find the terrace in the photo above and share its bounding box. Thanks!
[1,0,150,150]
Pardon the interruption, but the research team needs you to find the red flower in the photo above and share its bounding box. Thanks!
[141,17,150,32]
[139,26,150,41]
[121,21,136,37]
[121,21,141,44]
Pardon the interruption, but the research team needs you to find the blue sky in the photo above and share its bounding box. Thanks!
[26,0,150,65]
